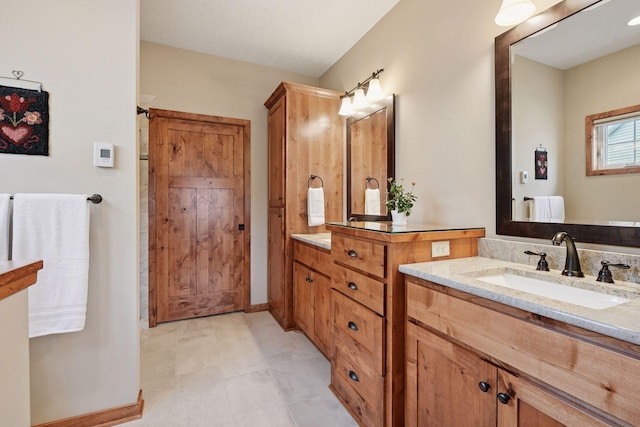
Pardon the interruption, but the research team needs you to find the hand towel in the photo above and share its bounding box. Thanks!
[530,196,552,221]
[307,187,325,226]
[365,188,381,215]
[548,196,565,221]
[0,194,10,261]
[12,194,90,338]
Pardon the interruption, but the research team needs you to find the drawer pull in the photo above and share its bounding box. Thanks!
[348,370,360,382]
[348,321,359,331]
[497,392,511,405]
[347,282,359,291]
[347,249,358,258]
[478,381,491,393]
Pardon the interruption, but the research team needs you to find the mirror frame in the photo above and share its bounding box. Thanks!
[346,94,396,221]
[495,0,640,247]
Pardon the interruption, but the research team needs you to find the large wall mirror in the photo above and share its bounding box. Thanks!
[346,94,395,221]
[496,0,640,247]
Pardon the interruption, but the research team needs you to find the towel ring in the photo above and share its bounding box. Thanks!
[308,175,324,188]
[365,177,380,189]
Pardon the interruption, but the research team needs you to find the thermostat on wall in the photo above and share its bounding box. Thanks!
[94,142,114,167]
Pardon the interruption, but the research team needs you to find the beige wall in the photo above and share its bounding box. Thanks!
[564,44,640,223]
[140,41,319,306]
[1,0,140,423]
[512,55,565,220]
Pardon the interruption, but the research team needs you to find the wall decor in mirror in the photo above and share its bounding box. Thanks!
[496,0,640,247]
[346,94,395,221]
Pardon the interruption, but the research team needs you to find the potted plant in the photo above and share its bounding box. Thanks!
[385,177,417,225]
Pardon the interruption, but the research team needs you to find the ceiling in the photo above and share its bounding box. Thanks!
[513,0,640,70]
[140,0,400,78]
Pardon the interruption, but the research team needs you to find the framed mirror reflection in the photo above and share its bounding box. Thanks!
[346,94,395,221]
[495,0,640,247]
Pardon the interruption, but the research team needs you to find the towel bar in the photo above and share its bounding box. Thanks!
[308,175,324,188]
[9,194,103,204]
[365,177,380,189]
[524,197,533,201]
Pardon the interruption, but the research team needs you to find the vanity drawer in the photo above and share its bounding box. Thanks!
[406,279,640,426]
[332,338,384,427]
[332,263,385,316]
[332,235,385,278]
[333,290,385,375]
[293,241,331,276]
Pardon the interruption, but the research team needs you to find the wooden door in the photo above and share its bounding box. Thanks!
[149,109,250,325]
[293,262,312,337]
[268,95,285,207]
[267,207,285,323]
[313,272,331,357]
[406,322,497,427]
[496,370,607,427]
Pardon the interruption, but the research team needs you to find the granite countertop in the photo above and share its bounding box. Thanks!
[399,257,640,346]
[291,233,331,250]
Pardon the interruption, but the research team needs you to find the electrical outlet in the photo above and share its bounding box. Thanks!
[432,240,450,258]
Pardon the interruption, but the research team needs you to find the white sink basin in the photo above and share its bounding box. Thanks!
[469,268,634,310]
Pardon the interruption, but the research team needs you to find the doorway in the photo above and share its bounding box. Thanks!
[148,108,251,326]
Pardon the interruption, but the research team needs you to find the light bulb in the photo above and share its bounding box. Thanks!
[495,0,536,26]
[352,88,368,110]
[338,96,355,116]
[366,79,385,102]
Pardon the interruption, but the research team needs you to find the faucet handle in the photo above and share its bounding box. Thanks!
[524,250,550,271]
[596,261,631,283]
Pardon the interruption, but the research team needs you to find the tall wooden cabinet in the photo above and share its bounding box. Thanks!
[265,82,343,330]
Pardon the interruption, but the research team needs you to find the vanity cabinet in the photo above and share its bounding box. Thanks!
[326,223,485,427]
[265,82,343,330]
[293,240,332,358]
[406,278,640,426]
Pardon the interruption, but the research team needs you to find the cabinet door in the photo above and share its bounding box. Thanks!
[496,370,608,427]
[406,322,497,427]
[268,95,285,207]
[293,262,313,337]
[268,208,285,323]
[313,272,332,357]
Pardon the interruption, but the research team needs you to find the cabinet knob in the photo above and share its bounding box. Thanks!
[347,282,359,291]
[478,381,491,393]
[347,249,358,258]
[348,321,359,331]
[497,392,511,405]
[348,370,359,382]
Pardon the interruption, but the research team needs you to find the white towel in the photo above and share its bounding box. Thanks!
[12,194,90,338]
[307,187,325,226]
[530,196,552,221]
[0,194,10,261]
[548,196,565,221]
[365,188,381,215]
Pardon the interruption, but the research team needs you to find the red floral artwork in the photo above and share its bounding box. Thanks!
[0,86,49,156]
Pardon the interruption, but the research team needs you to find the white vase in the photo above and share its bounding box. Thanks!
[391,210,407,225]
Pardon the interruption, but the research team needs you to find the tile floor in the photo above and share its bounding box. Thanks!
[123,311,358,427]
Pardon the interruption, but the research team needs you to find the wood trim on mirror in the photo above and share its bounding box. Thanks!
[495,0,640,247]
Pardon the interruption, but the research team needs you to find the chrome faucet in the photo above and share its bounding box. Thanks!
[551,231,584,277]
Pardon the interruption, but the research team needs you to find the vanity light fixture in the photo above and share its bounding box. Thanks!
[495,0,536,26]
[338,68,385,116]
